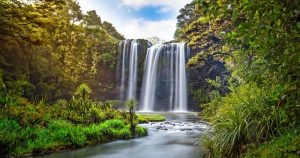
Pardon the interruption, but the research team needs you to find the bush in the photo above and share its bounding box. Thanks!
[243,128,300,158]
[0,119,22,155]
[202,83,286,157]
[0,91,148,157]
[0,118,145,156]
[74,83,92,100]
[51,98,120,125]
[0,94,18,108]
[135,126,148,137]
[4,104,50,126]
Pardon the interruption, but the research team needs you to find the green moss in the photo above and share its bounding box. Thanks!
[243,128,300,158]
[137,114,166,123]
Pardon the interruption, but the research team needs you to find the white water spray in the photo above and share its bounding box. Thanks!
[119,40,139,100]
[140,43,190,112]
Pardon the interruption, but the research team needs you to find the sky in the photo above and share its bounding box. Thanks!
[77,0,192,41]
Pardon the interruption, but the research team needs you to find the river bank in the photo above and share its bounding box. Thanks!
[37,112,209,158]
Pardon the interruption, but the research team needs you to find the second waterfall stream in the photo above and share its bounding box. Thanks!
[118,40,190,112]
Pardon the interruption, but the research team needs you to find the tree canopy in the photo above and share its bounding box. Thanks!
[175,0,300,157]
[0,0,124,101]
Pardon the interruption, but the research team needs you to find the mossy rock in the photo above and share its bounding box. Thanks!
[137,114,166,123]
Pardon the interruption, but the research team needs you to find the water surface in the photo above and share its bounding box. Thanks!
[39,112,208,158]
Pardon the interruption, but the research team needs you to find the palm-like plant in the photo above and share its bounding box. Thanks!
[126,99,138,137]
[74,83,92,100]
[126,99,138,111]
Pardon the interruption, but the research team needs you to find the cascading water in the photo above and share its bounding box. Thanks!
[140,43,190,112]
[118,40,190,111]
[118,39,139,101]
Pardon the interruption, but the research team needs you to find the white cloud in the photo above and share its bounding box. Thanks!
[119,0,192,13]
[122,18,177,41]
[77,0,192,41]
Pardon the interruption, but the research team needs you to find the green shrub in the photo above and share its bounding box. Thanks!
[74,83,92,100]
[200,90,222,119]
[243,128,300,158]
[5,104,49,126]
[90,105,106,123]
[0,94,18,107]
[0,119,22,155]
[0,92,147,157]
[136,126,148,137]
[51,98,120,125]
[101,119,126,129]
[0,118,145,156]
[202,83,286,157]
[54,99,68,108]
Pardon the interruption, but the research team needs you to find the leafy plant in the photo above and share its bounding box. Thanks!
[202,83,286,157]
[74,83,92,100]
[242,128,300,158]
[125,99,138,137]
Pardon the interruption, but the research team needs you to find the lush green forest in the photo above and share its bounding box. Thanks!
[0,0,148,157]
[0,0,124,101]
[0,0,299,157]
[175,0,300,157]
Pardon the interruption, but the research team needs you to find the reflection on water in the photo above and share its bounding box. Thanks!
[38,112,209,158]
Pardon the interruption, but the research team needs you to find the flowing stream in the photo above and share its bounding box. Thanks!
[38,113,209,158]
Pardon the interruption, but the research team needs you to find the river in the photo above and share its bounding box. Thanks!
[38,112,209,158]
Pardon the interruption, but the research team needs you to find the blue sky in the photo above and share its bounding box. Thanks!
[77,0,192,41]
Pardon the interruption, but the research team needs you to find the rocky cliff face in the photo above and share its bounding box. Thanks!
[187,54,230,111]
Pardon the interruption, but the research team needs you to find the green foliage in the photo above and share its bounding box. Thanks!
[0,1,139,157]
[0,88,148,157]
[242,128,300,158]
[207,77,222,89]
[0,118,145,156]
[4,103,50,127]
[0,0,123,102]
[190,88,210,105]
[137,114,166,123]
[125,99,138,137]
[51,98,113,124]
[200,90,222,118]
[0,94,18,108]
[83,10,102,26]
[202,83,288,157]
[135,126,148,137]
[177,0,299,157]
[74,83,92,100]
[126,99,138,109]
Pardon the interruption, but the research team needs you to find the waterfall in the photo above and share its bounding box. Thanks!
[140,43,190,112]
[118,39,139,101]
[118,40,190,111]
[127,41,138,100]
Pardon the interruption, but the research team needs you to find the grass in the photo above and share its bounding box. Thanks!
[0,118,147,157]
[137,114,166,123]
[0,90,148,157]
[242,128,300,158]
[201,83,286,158]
